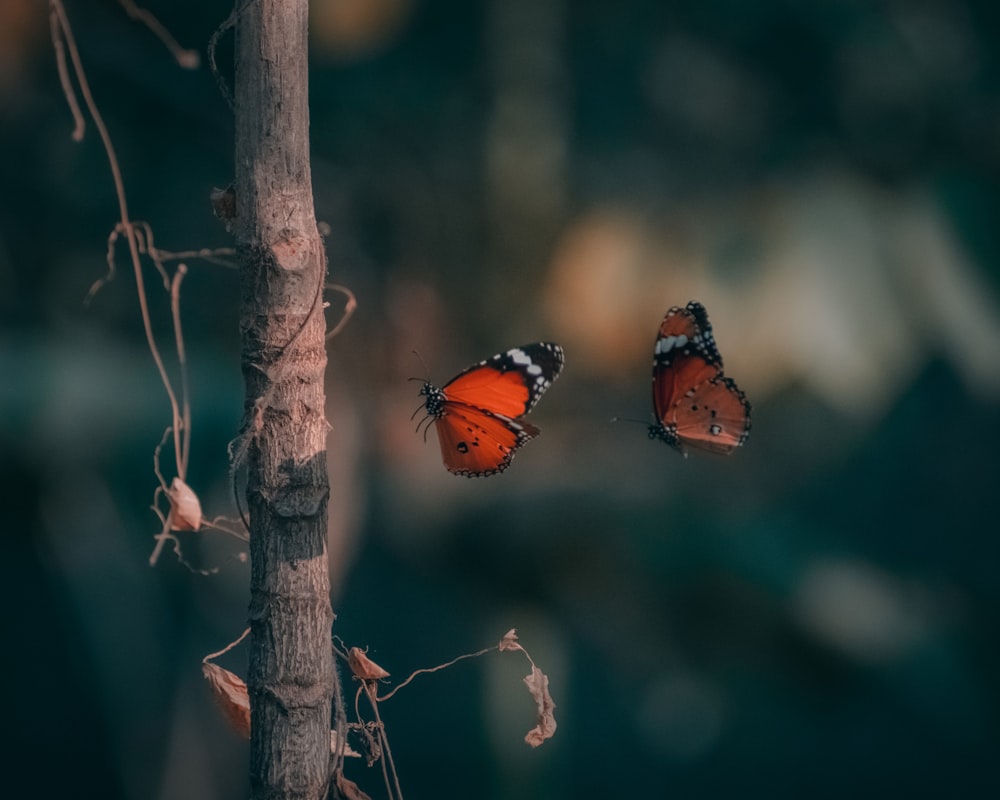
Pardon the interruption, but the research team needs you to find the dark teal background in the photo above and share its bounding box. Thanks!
[2,1,999,798]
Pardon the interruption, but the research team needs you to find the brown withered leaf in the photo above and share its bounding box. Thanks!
[523,666,557,748]
[202,662,250,738]
[167,477,202,531]
[498,628,523,653]
[210,185,237,230]
[347,647,390,681]
[332,770,373,800]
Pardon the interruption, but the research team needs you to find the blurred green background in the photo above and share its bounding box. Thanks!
[3,1,1000,798]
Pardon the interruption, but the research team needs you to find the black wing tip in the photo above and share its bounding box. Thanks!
[680,300,724,367]
[718,377,753,440]
[662,300,707,318]
[520,341,566,372]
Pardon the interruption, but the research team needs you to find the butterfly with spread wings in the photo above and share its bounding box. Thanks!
[415,343,565,476]
[647,301,751,456]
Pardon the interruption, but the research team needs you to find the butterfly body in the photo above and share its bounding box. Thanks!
[417,343,564,477]
[649,302,751,456]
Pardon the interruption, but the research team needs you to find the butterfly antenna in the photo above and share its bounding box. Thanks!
[407,350,431,386]
[410,348,431,377]
[610,416,651,427]
[408,350,434,423]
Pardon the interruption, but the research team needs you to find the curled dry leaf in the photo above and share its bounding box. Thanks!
[499,628,522,653]
[523,665,557,748]
[167,477,202,531]
[348,647,390,681]
[210,185,237,229]
[332,770,373,800]
[359,725,382,767]
[202,662,250,739]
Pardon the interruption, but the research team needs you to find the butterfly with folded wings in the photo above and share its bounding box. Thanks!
[647,301,751,456]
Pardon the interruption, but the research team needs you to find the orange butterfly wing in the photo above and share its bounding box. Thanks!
[433,405,540,476]
[653,355,750,455]
[442,367,535,419]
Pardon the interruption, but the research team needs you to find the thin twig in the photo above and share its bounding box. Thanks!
[48,7,84,141]
[152,425,173,492]
[330,657,350,773]
[150,512,219,575]
[265,235,329,366]
[208,5,240,112]
[86,225,119,303]
[119,0,200,68]
[152,246,238,266]
[366,684,404,800]
[203,627,251,663]
[133,221,170,288]
[170,265,192,478]
[149,425,174,566]
[377,647,494,702]
[325,283,357,341]
[201,516,250,543]
[129,221,237,270]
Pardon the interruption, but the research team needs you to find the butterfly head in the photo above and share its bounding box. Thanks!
[647,421,689,457]
[417,381,446,418]
[405,378,444,441]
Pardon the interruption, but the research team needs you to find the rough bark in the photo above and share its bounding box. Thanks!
[234,2,334,798]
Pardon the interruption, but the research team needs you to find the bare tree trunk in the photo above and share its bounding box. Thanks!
[234,2,334,798]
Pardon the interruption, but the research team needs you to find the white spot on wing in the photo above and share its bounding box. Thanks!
[656,334,688,355]
[509,348,532,366]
